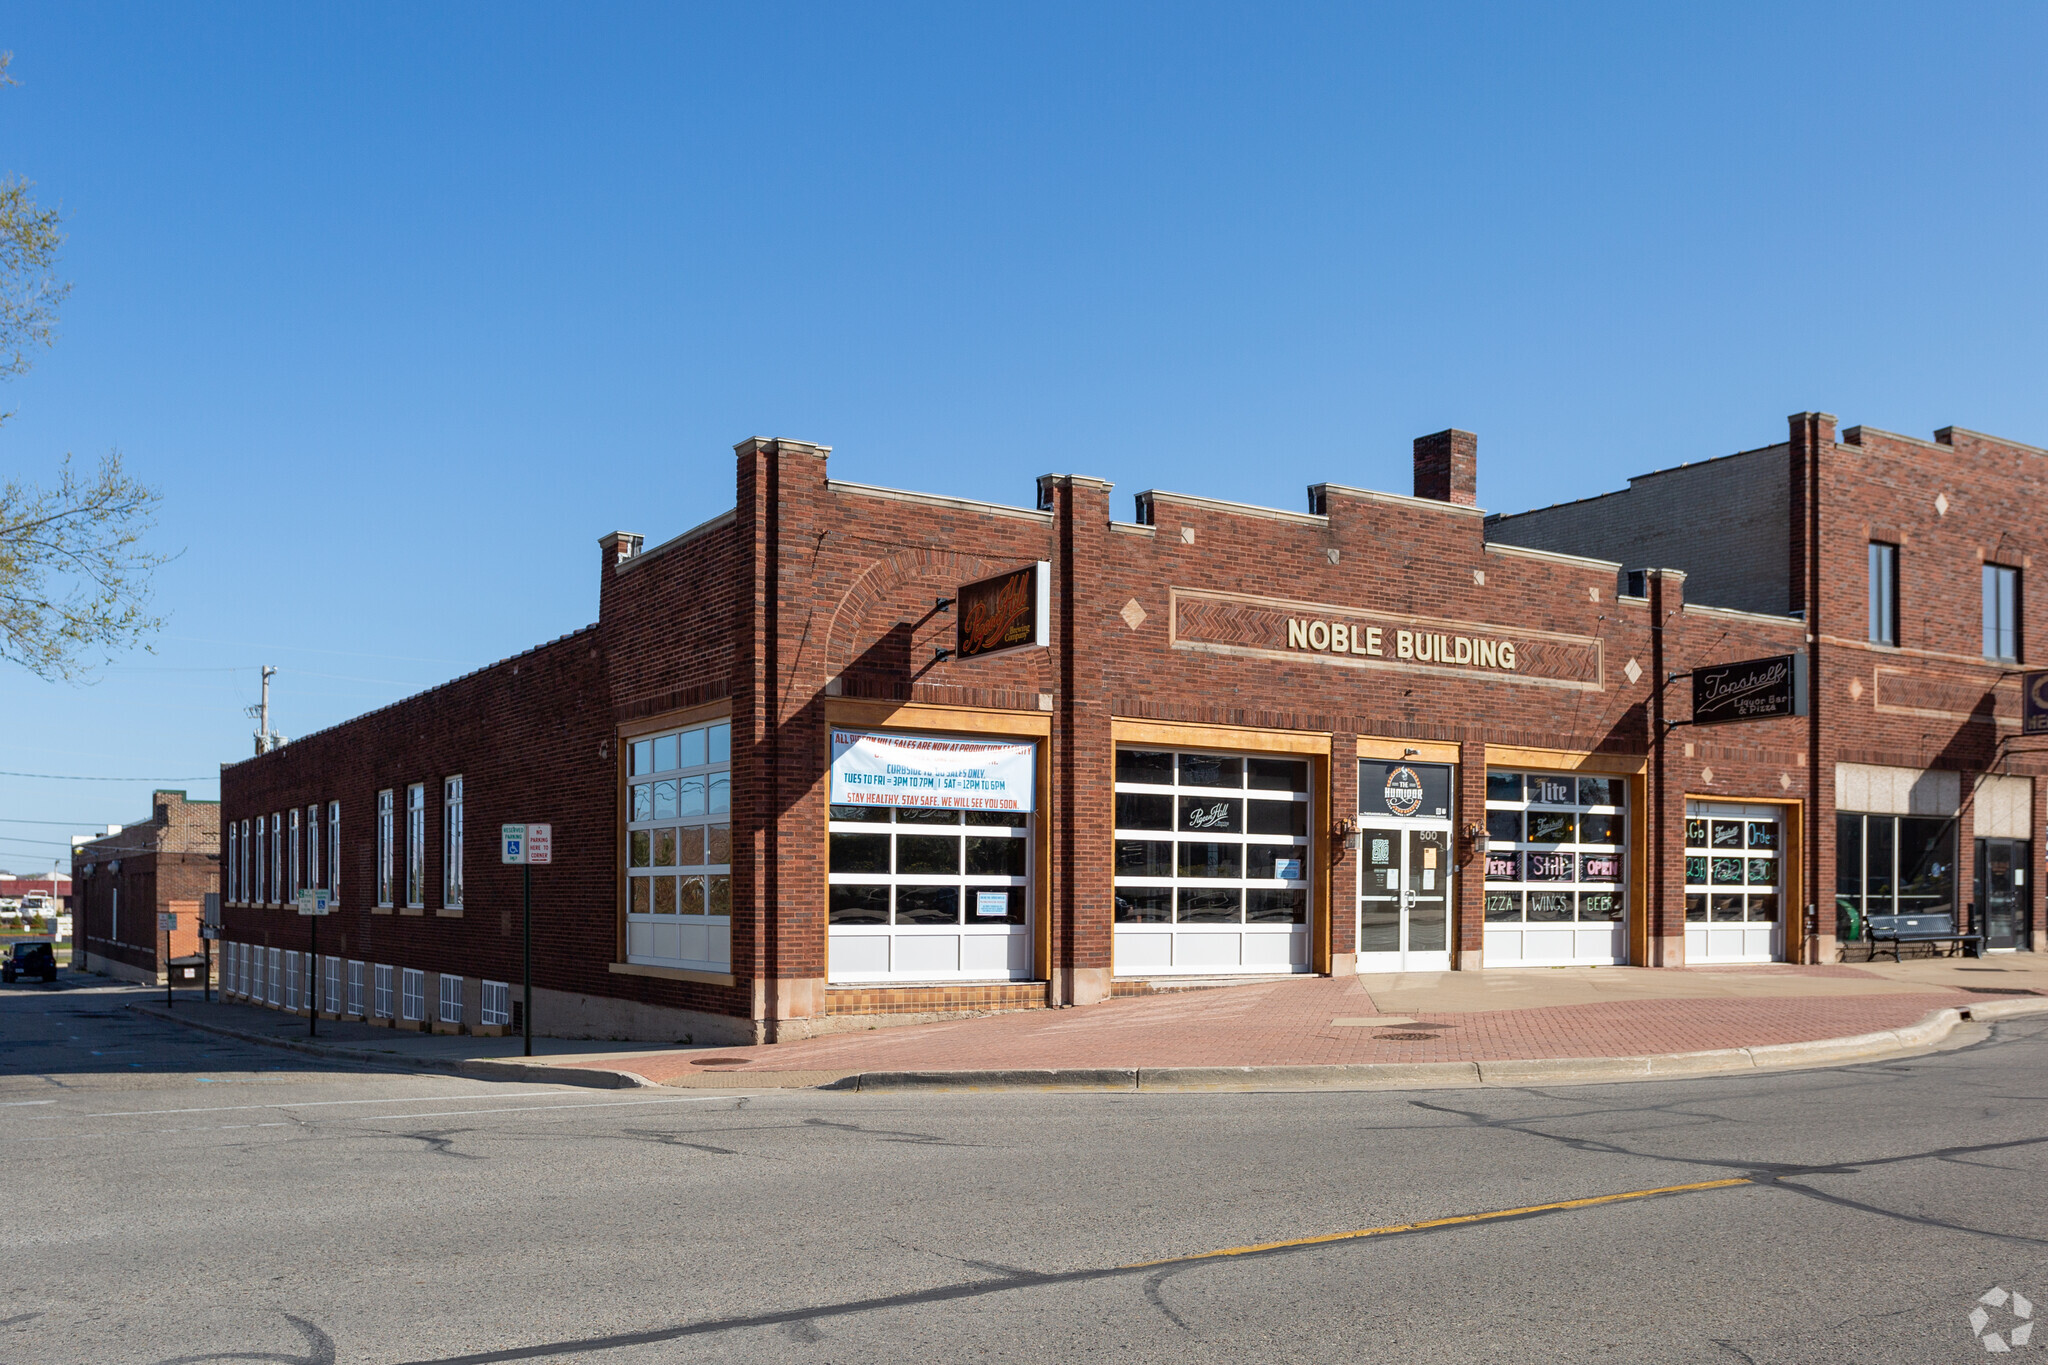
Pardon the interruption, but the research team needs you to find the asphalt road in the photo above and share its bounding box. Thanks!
[3,979,2045,1365]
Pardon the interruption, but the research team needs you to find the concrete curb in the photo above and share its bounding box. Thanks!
[127,1004,656,1090]
[792,998,2048,1093]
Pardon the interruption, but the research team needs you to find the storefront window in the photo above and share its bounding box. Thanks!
[1836,813,1956,936]
[1113,749,1310,928]
[1482,771,1626,924]
[827,806,1029,928]
[625,718,732,971]
[1685,807,1780,924]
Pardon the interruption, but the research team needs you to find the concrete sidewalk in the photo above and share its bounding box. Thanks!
[580,954,2048,1090]
[122,989,694,1088]
[118,957,2048,1093]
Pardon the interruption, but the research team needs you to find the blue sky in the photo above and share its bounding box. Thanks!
[3,3,2045,867]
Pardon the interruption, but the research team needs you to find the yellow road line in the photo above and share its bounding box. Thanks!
[1121,1177,1754,1269]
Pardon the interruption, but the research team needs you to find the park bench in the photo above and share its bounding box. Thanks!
[1863,911,1983,962]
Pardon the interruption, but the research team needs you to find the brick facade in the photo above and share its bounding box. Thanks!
[73,790,219,985]
[216,412,2043,1045]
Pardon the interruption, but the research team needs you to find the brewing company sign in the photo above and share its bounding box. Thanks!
[956,561,1051,661]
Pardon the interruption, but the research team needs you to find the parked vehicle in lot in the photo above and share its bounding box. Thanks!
[2,941,57,983]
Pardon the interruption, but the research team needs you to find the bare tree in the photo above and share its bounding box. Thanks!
[0,50,169,679]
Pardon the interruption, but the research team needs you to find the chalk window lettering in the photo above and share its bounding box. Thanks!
[1481,770,1629,923]
[1686,808,1781,925]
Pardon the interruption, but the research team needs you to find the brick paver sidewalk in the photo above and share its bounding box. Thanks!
[582,958,2048,1085]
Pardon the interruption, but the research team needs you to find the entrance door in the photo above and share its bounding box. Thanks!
[1975,839,2031,951]
[1357,824,1452,973]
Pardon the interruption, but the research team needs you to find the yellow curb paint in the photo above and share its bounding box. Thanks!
[1121,1177,1754,1269]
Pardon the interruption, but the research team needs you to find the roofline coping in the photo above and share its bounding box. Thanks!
[1310,483,1488,519]
[1937,425,2048,458]
[614,509,737,574]
[1681,602,1808,628]
[1483,541,1624,572]
[827,480,1053,523]
[1139,489,1327,528]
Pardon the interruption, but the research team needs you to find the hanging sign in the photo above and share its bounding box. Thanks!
[2024,671,2048,735]
[956,562,1051,661]
[829,729,1037,813]
[1689,653,1807,725]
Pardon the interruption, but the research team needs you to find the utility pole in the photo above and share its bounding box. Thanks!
[247,666,286,755]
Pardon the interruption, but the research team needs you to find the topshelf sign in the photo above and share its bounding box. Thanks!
[829,730,1038,812]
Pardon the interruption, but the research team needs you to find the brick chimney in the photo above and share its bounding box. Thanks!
[1413,429,1478,506]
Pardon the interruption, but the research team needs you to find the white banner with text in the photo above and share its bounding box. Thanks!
[828,729,1037,813]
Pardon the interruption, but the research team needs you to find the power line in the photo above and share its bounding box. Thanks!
[0,817,120,827]
[0,771,216,782]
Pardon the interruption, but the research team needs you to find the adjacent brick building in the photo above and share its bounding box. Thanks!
[216,413,2043,1045]
[73,791,220,985]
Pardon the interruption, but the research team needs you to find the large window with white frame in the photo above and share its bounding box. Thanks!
[438,973,463,1025]
[400,967,425,1022]
[377,790,395,908]
[828,803,1033,982]
[271,815,282,903]
[347,959,364,1017]
[328,801,341,901]
[443,776,463,909]
[405,783,426,909]
[1482,770,1629,966]
[288,808,301,901]
[255,816,267,904]
[227,824,239,903]
[1111,747,1311,976]
[240,819,251,904]
[306,804,320,896]
[481,980,510,1028]
[374,963,394,1019]
[626,719,732,972]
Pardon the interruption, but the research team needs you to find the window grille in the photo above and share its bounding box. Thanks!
[438,973,463,1026]
[401,967,425,1022]
[481,980,511,1027]
[374,963,394,1019]
[347,960,364,1017]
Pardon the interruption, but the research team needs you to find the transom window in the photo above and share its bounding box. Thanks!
[1685,806,1780,924]
[1483,771,1627,925]
[1112,749,1310,927]
[626,719,733,971]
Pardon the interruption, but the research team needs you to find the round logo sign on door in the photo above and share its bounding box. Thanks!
[1384,766,1425,818]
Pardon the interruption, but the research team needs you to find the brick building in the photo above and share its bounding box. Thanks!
[73,791,220,985]
[215,413,2043,1045]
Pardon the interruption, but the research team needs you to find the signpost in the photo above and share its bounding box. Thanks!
[297,888,332,1036]
[502,823,552,1056]
[158,912,177,1008]
[203,892,220,1002]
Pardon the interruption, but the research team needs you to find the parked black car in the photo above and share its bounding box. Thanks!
[2,941,57,983]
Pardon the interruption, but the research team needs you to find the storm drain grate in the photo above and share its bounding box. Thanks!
[1375,1032,1442,1042]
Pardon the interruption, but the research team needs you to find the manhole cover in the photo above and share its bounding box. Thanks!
[1376,1032,1441,1042]
[690,1056,747,1066]
[1959,986,2041,996]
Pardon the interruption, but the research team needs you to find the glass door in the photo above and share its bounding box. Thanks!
[1357,825,1452,972]
[1975,839,2031,951]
